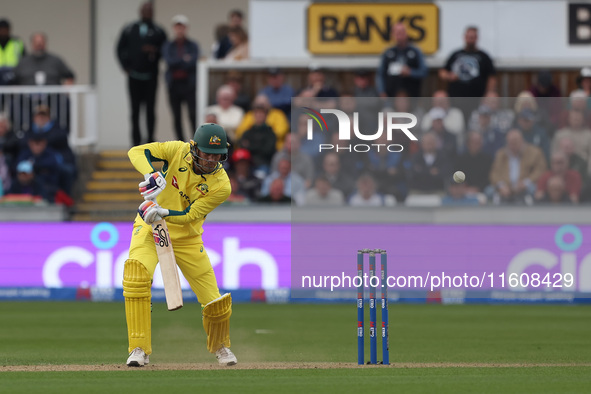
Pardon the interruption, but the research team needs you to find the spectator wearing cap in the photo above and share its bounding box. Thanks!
[13,32,74,86]
[270,133,314,189]
[224,26,249,61]
[0,18,26,85]
[235,94,289,150]
[116,2,167,146]
[353,69,379,98]
[226,71,251,112]
[376,22,427,98]
[514,108,550,160]
[535,151,581,204]
[553,109,591,171]
[530,70,561,129]
[575,67,591,100]
[230,148,262,201]
[488,129,546,205]
[467,91,514,136]
[439,26,496,99]
[238,104,277,176]
[424,107,458,161]
[15,132,60,202]
[455,132,493,193]
[0,113,20,168]
[408,132,452,195]
[7,160,50,202]
[259,68,295,119]
[206,84,244,142]
[304,175,344,206]
[421,91,465,148]
[162,15,199,141]
[213,10,244,60]
[29,105,76,195]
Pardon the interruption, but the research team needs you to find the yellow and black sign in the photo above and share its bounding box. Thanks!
[307,3,439,55]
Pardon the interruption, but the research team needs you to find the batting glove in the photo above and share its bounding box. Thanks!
[139,172,167,200]
[138,200,170,225]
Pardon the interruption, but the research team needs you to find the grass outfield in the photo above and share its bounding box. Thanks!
[0,302,590,393]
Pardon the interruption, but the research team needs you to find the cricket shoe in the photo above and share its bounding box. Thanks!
[215,346,237,366]
[127,347,150,367]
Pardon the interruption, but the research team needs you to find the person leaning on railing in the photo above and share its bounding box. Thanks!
[12,32,74,86]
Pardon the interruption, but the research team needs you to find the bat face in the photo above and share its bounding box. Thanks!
[151,219,183,311]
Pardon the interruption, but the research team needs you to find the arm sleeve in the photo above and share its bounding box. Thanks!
[128,141,185,175]
[116,26,130,70]
[166,181,231,224]
[444,52,455,71]
[161,42,180,67]
[57,57,75,81]
[409,48,428,79]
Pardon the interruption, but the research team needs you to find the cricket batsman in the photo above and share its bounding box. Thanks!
[123,123,237,367]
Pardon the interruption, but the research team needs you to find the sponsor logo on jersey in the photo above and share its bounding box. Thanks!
[172,176,179,189]
[178,166,188,172]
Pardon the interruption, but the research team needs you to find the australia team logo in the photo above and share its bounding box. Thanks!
[197,183,209,195]
[209,135,221,145]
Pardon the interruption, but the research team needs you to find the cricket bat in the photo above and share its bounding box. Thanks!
[151,218,183,311]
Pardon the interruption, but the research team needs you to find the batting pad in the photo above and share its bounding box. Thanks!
[202,293,232,353]
[123,259,152,355]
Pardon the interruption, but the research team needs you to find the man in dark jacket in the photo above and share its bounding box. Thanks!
[376,22,427,98]
[162,15,199,141]
[117,2,167,146]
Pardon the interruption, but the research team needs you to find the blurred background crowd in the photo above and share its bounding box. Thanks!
[1,3,591,210]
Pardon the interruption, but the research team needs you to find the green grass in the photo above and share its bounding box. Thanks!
[2,368,591,394]
[0,302,590,393]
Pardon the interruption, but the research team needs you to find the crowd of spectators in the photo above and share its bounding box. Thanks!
[3,8,591,209]
[0,17,77,205]
[212,22,591,207]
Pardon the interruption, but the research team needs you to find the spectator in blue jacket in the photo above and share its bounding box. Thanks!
[29,105,76,195]
[258,68,295,120]
[162,15,199,141]
[15,132,60,202]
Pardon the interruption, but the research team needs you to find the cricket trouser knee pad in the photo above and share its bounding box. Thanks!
[123,259,152,354]
[202,293,232,353]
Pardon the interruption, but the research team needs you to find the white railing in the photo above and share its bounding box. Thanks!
[0,85,97,149]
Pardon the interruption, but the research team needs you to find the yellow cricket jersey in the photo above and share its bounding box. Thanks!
[128,141,231,244]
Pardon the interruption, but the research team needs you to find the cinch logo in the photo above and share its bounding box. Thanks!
[302,107,418,153]
[507,225,591,292]
[41,223,281,290]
